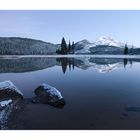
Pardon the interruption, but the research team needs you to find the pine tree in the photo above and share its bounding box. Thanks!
[68,40,71,53]
[60,37,67,54]
[129,44,134,54]
[124,43,128,55]
[71,41,75,54]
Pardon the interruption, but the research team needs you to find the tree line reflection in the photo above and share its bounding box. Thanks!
[56,58,75,74]
[123,58,133,68]
[0,57,137,73]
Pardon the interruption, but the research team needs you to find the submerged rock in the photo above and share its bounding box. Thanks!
[34,83,65,108]
[0,80,23,129]
[125,107,140,112]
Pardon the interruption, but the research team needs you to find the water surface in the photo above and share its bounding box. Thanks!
[1,56,140,129]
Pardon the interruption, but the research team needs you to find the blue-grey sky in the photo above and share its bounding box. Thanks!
[0,10,140,47]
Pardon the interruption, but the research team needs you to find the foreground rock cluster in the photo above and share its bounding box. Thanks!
[0,80,65,129]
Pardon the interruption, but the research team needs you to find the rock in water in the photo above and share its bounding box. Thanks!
[0,80,23,100]
[34,83,65,108]
[0,80,23,129]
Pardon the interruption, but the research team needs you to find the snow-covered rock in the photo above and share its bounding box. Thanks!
[0,102,14,129]
[0,80,23,99]
[0,80,23,129]
[34,84,65,108]
[0,99,12,107]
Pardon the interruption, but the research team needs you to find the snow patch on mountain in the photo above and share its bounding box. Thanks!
[76,39,91,45]
[95,36,125,47]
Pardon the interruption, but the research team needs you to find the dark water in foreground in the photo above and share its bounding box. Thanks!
[1,56,140,129]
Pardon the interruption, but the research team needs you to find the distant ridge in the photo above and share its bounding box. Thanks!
[0,36,138,55]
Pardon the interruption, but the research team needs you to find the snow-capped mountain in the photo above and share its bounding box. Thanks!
[74,40,95,54]
[76,39,91,45]
[95,36,125,47]
[75,36,126,54]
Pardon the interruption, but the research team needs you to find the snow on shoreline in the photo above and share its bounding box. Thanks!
[0,55,140,59]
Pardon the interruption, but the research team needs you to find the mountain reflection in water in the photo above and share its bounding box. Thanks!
[0,57,137,73]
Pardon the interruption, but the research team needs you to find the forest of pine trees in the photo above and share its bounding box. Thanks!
[56,37,75,54]
[0,37,57,55]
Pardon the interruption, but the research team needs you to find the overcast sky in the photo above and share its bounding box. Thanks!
[0,10,140,47]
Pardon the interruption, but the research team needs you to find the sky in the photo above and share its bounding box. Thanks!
[0,10,140,47]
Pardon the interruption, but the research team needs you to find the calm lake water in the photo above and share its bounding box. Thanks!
[1,56,140,129]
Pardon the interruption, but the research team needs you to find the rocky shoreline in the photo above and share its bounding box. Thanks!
[0,81,66,130]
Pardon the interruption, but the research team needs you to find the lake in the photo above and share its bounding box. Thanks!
[1,56,140,129]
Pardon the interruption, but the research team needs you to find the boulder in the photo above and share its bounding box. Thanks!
[0,80,23,129]
[0,80,23,100]
[34,83,65,108]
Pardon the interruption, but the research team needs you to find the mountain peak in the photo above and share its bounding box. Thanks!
[77,39,91,44]
[95,36,124,47]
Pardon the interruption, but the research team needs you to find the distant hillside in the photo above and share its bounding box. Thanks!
[0,36,140,55]
[0,37,58,55]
